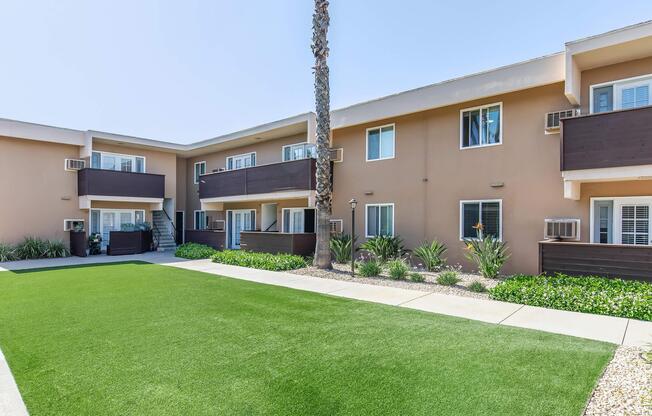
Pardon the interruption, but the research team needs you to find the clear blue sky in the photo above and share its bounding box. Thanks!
[0,1,650,143]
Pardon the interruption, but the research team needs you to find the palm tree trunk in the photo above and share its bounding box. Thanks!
[312,0,332,269]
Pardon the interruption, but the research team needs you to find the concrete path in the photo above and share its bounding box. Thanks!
[0,349,28,416]
[162,259,652,347]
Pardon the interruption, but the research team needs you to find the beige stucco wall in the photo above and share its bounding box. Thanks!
[332,82,584,275]
[183,134,308,229]
[579,56,652,113]
[92,142,178,200]
[0,136,85,245]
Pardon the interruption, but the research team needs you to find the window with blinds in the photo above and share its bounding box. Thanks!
[621,205,649,245]
[461,201,501,240]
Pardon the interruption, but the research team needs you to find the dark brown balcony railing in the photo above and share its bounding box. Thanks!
[199,158,317,199]
[561,105,652,171]
[77,168,165,199]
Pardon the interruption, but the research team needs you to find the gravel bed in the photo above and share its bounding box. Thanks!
[584,346,651,416]
[290,262,501,300]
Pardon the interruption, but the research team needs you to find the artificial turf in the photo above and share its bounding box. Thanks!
[0,262,614,415]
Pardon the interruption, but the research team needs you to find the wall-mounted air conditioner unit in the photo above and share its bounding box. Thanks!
[544,218,580,240]
[65,159,85,171]
[545,109,579,133]
[329,148,343,163]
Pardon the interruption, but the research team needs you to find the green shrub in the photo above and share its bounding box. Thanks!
[330,234,356,264]
[360,235,406,263]
[437,269,460,286]
[357,258,383,277]
[211,250,307,271]
[0,243,17,262]
[413,240,447,271]
[175,243,217,259]
[387,259,408,280]
[15,237,48,259]
[490,274,652,321]
[43,240,70,258]
[408,272,425,283]
[468,280,487,293]
[464,233,510,278]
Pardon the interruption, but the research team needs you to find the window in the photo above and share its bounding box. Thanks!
[366,204,394,237]
[591,74,652,113]
[91,151,145,173]
[366,125,395,161]
[283,143,316,161]
[194,161,206,184]
[621,205,649,245]
[460,200,502,240]
[63,219,85,231]
[281,208,315,233]
[194,210,206,230]
[330,219,343,234]
[461,103,502,148]
[226,153,255,170]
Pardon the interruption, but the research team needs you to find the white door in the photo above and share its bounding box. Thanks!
[283,208,305,233]
[229,210,254,249]
[98,210,138,248]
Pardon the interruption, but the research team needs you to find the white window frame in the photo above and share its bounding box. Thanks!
[226,152,256,170]
[459,199,503,241]
[365,203,395,238]
[63,219,85,231]
[89,209,146,245]
[193,210,206,230]
[329,219,343,233]
[282,142,316,162]
[459,102,503,150]
[590,73,652,114]
[281,207,311,233]
[193,161,206,184]
[590,196,652,245]
[91,150,146,173]
[365,124,395,162]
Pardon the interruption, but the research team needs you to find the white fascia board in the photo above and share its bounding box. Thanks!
[331,53,565,129]
[200,190,314,205]
[0,118,85,146]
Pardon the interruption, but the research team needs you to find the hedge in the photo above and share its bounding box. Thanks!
[175,243,217,260]
[211,250,307,271]
[490,274,652,321]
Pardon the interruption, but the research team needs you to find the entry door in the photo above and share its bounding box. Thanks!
[283,208,305,233]
[101,211,133,248]
[229,210,255,249]
[175,211,184,245]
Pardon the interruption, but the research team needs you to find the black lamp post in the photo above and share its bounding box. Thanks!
[349,198,357,276]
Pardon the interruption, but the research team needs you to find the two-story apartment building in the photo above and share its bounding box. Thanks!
[1,21,652,277]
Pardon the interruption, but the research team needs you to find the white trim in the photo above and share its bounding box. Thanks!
[459,102,503,150]
[194,161,206,184]
[459,199,503,241]
[193,210,206,230]
[79,195,163,210]
[63,219,85,231]
[365,124,396,162]
[200,190,314,206]
[226,209,256,249]
[562,164,652,181]
[330,147,344,163]
[589,73,652,113]
[329,219,344,233]
[89,208,146,247]
[226,152,256,170]
[91,150,146,173]
[64,158,85,171]
[590,196,652,245]
[364,203,395,238]
[281,207,310,233]
[282,142,316,162]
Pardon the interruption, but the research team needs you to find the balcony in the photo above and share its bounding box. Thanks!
[77,168,165,206]
[561,106,652,171]
[199,158,317,201]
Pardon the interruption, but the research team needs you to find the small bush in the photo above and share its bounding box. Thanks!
[357,258,383,277]
[211,250,307,271]
[43,240,70,258]
[387,259,408,280]
[15,237,48,259]
[175,243,217,259]
[408,272,425,283]
[468,280,487,293]
[464,232,510,279]
[413,240,447,271]
[490,274,652,321]
[330,234,356,264]
[437,269,460,286]
[360,235,406,263]
[0,243,17,262]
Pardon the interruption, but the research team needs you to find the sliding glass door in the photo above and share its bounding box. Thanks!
[90,209,145,249]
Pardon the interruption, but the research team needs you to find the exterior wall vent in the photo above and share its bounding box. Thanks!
[545,109,579,133]
[329,148,343,163]
[65,158,86,171]
[544,218,580,240]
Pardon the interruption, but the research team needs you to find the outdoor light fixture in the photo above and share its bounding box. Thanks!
[349,198,357,276]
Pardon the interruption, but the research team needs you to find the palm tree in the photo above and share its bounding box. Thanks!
[312,0,332,269]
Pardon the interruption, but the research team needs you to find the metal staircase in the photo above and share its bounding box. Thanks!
[152,210,177,251]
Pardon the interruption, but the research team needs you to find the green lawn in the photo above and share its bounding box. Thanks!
[0,262,614,415]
